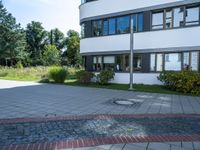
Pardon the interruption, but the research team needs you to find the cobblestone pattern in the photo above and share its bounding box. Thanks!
[0,114,200,149]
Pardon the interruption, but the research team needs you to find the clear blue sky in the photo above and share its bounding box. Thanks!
[3,0,81,34]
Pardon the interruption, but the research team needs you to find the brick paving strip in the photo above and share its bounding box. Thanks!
[0,114,200,150]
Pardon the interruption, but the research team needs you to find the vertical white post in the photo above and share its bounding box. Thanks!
[129,15,134,90]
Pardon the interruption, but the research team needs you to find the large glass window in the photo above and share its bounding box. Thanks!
[165,53,182,71]
[117,16,130,34]
[185,7,199,26]
[93,56,102,71]
[183,52,190,69]
[108,18,116,35]
[133,55,142,71]
[81,23,85,38]
[132,15,137,32]
[103,19,108,35]
[116,55,130,72]
[156,54,163,71]
[173,7,184,27]
[103,56,115,71]
[165,10,173,29]
[137,14,143,32]
[92,20,102,36]
[152,12,164,29]
[150,54,156,71]
[191,52,199,71]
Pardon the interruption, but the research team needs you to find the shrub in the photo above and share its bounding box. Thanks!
[158,70,200,94]
[76,70,94,84]
[15,61,23,69]
[48,66,68,83]
[97,70,115,85]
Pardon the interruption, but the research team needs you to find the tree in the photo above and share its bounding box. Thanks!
[26,21,47,65]
[64,30,81,67]
[42,44,61,66]
[0,1,27,66]
[48,28,65,51]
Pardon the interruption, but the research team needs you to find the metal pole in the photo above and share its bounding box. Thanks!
[129,15,134,90]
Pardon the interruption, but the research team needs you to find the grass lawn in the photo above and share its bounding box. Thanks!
[65,80,193,96]
[0,67,198,96]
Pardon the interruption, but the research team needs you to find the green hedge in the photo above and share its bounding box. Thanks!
[97,70,115,85]
[158,70,200,95]
[76,70,94,84]
[48,66,68,83]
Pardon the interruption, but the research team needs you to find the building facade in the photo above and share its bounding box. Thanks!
[79,0,200,85]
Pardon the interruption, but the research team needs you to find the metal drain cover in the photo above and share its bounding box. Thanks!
[114,100,134,105]
[112,98,143,107]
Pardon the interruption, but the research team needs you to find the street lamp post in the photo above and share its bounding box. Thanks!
[129,15,134,91]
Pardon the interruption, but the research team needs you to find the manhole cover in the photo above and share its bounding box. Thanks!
[114,100,134,105]
[111,98,143,107]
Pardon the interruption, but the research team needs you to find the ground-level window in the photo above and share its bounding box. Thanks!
[156,54,163,71]
[116,55,129,72]
[191,52,199,71]
[150,51,199,72]
[93,56,102,71]
[103,56,115,71]
[164,53,182,71]
[133,54,142,71]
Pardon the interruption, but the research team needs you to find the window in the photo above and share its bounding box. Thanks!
[165,53,182,71]
[103,19,108,35]
[92,20,102,36]
[150,54,156,71]
[173,7,184,27]
[165,10,173,29]
[108,18,116,35]
[185,7,199,26]
[152,12,164,29]
[93,56,102,71]
[103,56,115,71]
[116,55,130,72]
[132,15,137,32]
[133,54,142,71]
[117,16,130,34]
[81,23,85,38]
[191,52,199,71]
[156,54,163,71]
[137,13,143,32]
[183,52,190,69]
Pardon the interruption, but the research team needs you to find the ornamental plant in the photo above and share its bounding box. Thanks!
[48,66,68,83]
[158,70,200,94]
[76,70,94,84]
[97,70,115,85]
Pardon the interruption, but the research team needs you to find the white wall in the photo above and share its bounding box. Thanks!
[80,34,130,54]
[80,26,200,54]
[80,0,184,20]
[94,73,162,85]
[134,26,200,50]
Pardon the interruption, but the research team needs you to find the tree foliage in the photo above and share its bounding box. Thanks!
[0,1,27,66]
[26,21,47,65]
[49,28,65,51]
[42,44,61,66]
[65,30,81,67]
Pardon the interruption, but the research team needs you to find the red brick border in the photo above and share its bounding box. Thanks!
[0,114,200,150]
[0,135,200,150]
[0,114,199,124]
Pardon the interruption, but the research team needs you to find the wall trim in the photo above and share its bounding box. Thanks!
[81,46,200,56]
[80,0,200,23]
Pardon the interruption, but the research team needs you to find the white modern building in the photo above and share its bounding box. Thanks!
[80,0,200,85]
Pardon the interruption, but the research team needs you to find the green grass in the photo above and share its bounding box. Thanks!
[0,66,198,96]
[65,80,195,96]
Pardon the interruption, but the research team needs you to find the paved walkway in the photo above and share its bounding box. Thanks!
[0,80,200,150]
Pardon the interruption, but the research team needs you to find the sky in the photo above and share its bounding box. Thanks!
[2,0,81,34]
